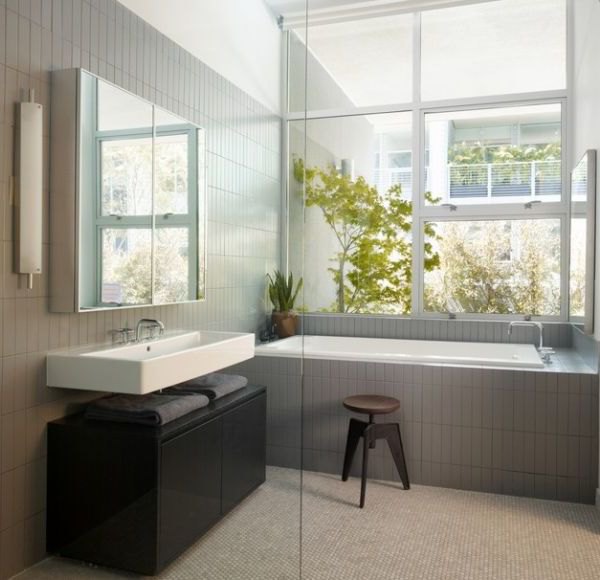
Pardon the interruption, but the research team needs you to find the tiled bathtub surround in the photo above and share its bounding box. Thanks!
[0,0,281,577]
[572,327,600,372]
[300,315,574,347]
[230,356,599,505]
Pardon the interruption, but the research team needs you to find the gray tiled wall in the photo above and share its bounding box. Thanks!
[300,315,574,348]
[0,0,281,577]
[231,357,599,505]
[572,327,600,372]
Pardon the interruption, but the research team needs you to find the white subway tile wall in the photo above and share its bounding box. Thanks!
[0,0,281,576]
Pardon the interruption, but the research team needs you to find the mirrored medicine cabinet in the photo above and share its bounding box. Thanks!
[50,69,206,312]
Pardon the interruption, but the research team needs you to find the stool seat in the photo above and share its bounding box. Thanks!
[343,395,400,415]
[341,393,409,508]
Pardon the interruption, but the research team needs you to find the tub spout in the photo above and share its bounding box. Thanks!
[507,321,543,350]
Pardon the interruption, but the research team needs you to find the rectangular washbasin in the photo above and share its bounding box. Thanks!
[47,331,255,395]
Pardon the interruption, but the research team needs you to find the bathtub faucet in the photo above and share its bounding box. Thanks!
[507,321,543,349]
[507,321,554,363]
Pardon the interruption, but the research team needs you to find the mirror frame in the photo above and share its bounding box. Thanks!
[50,68,207,313]
[569,149,596,335]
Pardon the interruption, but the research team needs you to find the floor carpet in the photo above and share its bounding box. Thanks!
[16,467,600,580]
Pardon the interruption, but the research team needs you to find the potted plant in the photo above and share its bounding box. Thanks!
[267,270,303,338]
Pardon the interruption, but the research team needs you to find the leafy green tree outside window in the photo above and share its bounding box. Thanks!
[294,158,439,314]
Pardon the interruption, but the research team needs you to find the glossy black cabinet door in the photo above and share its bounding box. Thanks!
[222,395,267,513]
[47,386,266,576]
[159,416,222,567]
[47,426,159,574]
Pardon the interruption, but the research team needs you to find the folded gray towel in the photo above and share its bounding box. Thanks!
[85,393,210,426]
[169,373,248,400]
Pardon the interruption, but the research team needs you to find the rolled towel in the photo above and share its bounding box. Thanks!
[85,393,210,426]
[169,373,248,400]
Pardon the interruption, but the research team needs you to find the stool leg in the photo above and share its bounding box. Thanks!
[368,414,376,449]
[342,418,365,482]
[360,426,372,508]
[387,424,410,490]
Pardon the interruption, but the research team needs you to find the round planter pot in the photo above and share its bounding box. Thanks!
[272,311,299,339]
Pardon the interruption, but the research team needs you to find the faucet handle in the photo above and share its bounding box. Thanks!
[109,328,134,344]
[538,347,555,364]
[539,347,555,354]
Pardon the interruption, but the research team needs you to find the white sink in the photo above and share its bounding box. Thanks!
[47,331,255,395]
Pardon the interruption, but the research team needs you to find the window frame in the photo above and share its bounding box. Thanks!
[283,0,571,321]
[93,116,200,307]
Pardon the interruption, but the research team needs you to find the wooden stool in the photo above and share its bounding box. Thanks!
[341,395,410,508]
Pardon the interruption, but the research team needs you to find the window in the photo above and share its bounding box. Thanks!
[424,104,562,206]
[288,14,413,111]
[424,220,561,316]
[286,0,567,319]
[421,0,566,101]
[288,113,413,314]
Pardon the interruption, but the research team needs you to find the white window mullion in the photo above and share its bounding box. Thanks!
[411,11,423,316]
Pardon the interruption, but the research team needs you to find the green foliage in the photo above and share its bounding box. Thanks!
[448,142,561,165]
[293,158,439,314]
[105,230,190,306]
[424,221,561,316]
[267,270,303,312]
[447,142,562,189]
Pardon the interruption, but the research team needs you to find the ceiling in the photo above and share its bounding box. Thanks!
[264,0,500,26]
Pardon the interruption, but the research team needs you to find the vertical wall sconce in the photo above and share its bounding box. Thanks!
[15,90,43,290]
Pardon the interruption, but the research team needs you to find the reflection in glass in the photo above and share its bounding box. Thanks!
[425,104,562,206]
[571,156,588,202]
[97,80,153,132]
[100,138,153,216]
[101,228,152,305]
[77,71,206,309]
[155,134,189,215]
[569,218,586,317]
[154,228,190,304]
[424,219,561,316]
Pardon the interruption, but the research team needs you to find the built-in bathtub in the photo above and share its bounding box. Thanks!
[230,333,598,504]
[255,335,544,369]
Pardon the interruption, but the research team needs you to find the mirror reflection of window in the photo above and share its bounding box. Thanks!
[100,137,153,217]
[94,80,154,306]
[97,81,154,132]
[154,228,190,304]
[101,228,152,305]
[155,133,189,215]
[78,72,206,309]
[569,217,586,318]
[571,157,588,202]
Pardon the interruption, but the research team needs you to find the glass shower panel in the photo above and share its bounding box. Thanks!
[288,112,413,315]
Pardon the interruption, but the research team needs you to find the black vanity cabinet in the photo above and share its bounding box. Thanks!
[47,386,266,576]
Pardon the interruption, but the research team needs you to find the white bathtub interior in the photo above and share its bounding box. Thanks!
[255,335,544,369]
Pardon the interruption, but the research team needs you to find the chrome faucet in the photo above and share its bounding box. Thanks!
[136,318,165,342]
[508,321,543,349]
[507,321,554,363]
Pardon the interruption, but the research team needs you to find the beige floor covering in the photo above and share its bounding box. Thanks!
[15,467,600,580]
